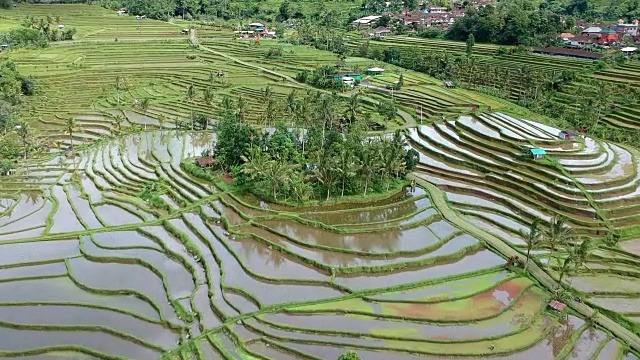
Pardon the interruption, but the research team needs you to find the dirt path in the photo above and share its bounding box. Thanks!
[409,174,640,352]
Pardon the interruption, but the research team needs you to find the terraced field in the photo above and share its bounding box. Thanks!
[0,128,626,359]
[2,6,640,357]
[0,4,187,40]
[350,36,640,131]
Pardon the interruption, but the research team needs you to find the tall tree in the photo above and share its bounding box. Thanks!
[203,87,215,108]
[15,122,30,159]
[65,117,79,149]
[466,33,475,57]
[113,114,125,133]
[314,150,339,200]
[335,144,360,197]
[236,97,248,123]
[358,141,379,196]
[557,238,591,287]
[377,99,396,128]
[187,84,196,129]
[347,92,360,122]
[519,219,542,273]
[544,215,571,270]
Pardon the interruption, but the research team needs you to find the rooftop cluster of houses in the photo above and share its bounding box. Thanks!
[558,19,640,48]
[233,22,276,40]
[327,67,386,87]
[352,0,493,33]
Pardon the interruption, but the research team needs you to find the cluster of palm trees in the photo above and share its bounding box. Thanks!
[361,42,640,149]
[21,15,76,42]
[520,215,593,288]
[238,125,412,202]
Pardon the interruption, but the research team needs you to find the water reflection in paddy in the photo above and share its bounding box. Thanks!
[226,237,328,281]
[0,304,178,350]
[260,220,441,253]
[0,327,162,360]
[302,196,431,225]
[336,250,503,290]
[245,225,454,268]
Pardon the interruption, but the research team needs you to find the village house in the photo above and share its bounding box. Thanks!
[394,10,458,29]
[327,72,363,81]
[614,19,639,37]
[567,34,598,48]
[351,15,382,27]
[366,26,392,38]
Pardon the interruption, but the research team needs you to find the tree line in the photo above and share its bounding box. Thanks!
[1,15,76,48]
[352,41,640,149]
[0,60,39,173]
[208,90,418,203]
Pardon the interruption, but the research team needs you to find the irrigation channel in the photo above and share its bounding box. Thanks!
[0,112,639,359]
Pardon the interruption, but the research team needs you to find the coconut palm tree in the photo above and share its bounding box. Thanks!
[358,141,379,196]
[137,98,150,115]
[519,219,542,273]
[113,75,128,108]
[236,97,247,123]
[335,144,360,197]
[313,151,339,201]
[347,92,361,122]
[113,114,125,133]
[263,159,295,201]
[65,117,80,149]
[15,122,30,159]
[286,90,297,122]
[186,85,196,129]
[544,215,571,270]
[558,238,592,286]
[203,87,215,108]
[290,171,313,202]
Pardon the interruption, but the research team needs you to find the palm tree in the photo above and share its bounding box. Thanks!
[262,97,279,128]
[544,215,572,270]
[347,92,360,122]
[113,75,128,108]
[286,90,297,122]
[290,171,313,202]
[313,151,339,201]
[263,160,295,200]
[65,117,80,149]
[236,97,248,123]
[358,142,378,196]
[113,114,125,133]
[242,147,292,201]
[261,85,274,104]
[137,98,150,114]
[519,219,542,273]
[336,144,360,197]
[557,238,592,287]
[15,122,30,159]
[187,85,196,129]
[203,87,215,108]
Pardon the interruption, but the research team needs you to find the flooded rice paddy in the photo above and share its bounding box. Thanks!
[0,124,630,359]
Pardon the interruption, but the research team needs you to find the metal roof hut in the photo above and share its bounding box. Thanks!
[522,147,547,160]
[548,300,567,312]
[558,130,579,140]
[366,67,385,76]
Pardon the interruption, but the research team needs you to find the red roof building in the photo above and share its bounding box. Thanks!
[549,300,567,312]
[196,156,215,168]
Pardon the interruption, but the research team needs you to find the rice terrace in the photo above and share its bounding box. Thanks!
[1,0,640,359]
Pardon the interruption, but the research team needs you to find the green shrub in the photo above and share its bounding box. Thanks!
[338,351,360,360]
